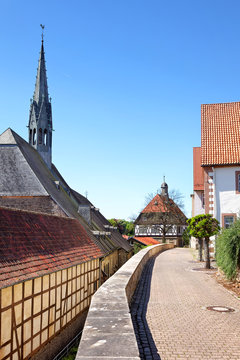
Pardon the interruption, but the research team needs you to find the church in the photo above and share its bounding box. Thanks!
[0,35,132,360]
[134,180,187,246]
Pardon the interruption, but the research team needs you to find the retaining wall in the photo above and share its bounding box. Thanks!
[76,243,174,360]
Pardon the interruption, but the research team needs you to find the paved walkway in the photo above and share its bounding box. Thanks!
[131,248,240,360]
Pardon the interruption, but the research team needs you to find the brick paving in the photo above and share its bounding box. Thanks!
[132,248,240,360]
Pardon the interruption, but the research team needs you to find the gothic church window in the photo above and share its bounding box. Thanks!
[33,129,36,145]
[29,129,32,143]
[44,129,47,145]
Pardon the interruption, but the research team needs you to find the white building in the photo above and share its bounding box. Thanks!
[192,102,240,250]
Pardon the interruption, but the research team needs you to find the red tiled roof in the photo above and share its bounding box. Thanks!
[141,194,184,216]
[0,207,104,288]
[193,147,204,191]
[201,102,240,166]
[134,237,159,246]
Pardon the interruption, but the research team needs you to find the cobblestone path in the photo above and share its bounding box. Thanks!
[131,248,240,360]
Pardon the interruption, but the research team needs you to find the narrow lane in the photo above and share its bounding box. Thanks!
[146,248,240,360]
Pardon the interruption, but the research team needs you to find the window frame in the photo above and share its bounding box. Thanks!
[222,213,236,229]
[235,171,240,194]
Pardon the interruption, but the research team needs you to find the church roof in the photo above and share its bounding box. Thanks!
[201,102,240,166]
[0,128,118,255]
[135,193,187,226]
[0,207,104,288]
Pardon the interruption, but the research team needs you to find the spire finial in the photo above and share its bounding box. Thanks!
[163,175,165,183]
[40,24,45,42]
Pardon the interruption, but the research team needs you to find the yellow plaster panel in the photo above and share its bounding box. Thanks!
[33,295,41,315]
[76,277,80,290]
[49,324,55,338]
[23,320,31,342]
[42,310,49,329]
[14,283,22,303]
[42,292,49,310]
[67,310,71,323]
[14,303,22,325]
[56,287,61,309]
[56,271,61,285]
[1,286,12,308]
[50,272,56,287]
[67,281,72,295]
[50,288,55,306]
[41,329,48,344]
[12,350,20,360]
[24,298,32,320]
[43,275,49,291]
[77,264,80,276]
[72,278,76,292]
[32,335,40,351]
[34,277,42,294]
[49,307,55,324]
[62,269,67,282]
[72,266,76,278]
[23,341,31,359]
[67,267,72,279]
[24,280,32,297]
[1,309,12,343]
[55,319,60,332]
[0,343,10,359]
[33,315,41,335]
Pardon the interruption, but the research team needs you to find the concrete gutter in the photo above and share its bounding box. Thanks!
[76,243,174,360]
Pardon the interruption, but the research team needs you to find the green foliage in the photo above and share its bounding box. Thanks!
[62,346,78,360]
[216,219,240,280]
[133,242,147,254]
[187,214,220,240]
[108,218,134,236]
[182,227,190,246]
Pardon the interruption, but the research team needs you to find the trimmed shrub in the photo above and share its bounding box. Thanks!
[216,219,240,280]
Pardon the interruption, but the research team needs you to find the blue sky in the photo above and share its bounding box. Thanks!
[0,0,240,219]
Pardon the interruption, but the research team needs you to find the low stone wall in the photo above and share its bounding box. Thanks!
[76,243,174,360]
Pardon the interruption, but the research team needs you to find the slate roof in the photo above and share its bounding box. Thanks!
[201,102,240,166]
[0,207,104,288]
[71,189,132,252]
[0,128,117,255]
[135,194,187,226]
[193,147,204,191]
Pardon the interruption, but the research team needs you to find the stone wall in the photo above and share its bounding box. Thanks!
[76,243,174,359]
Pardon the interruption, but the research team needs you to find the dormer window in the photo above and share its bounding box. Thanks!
[154,201,158,206]
[44,129,47,145]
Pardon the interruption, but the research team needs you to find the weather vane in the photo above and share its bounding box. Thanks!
[40,24,45,40]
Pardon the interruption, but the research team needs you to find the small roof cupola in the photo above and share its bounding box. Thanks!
[161,176,168,197]
[28,26,53,168]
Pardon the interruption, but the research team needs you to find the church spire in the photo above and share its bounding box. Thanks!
[28,26,53,168]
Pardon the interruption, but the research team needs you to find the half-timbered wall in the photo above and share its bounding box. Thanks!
[0,259,100,360]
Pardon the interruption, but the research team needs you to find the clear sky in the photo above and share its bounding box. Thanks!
[0,0,240,220]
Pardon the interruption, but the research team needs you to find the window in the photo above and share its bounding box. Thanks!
[222,214,236,229]
[44,129,47,145]
[33,129,36,145]
[235,171,240,194]
[29,129,32,143]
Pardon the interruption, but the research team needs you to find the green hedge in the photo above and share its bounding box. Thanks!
[216,219,240,280]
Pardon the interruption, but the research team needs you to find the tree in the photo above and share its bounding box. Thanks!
[108,218,135,236]
[187,214,220,269]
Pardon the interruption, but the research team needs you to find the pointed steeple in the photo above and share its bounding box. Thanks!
[28,29,53,168]
[161,176,168,197]
[33,39,49,104]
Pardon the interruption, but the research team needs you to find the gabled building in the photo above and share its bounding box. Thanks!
[192,102,240,229]
[134,181,187,246]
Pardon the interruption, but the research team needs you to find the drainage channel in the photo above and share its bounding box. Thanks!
[130,256,160,360]
[53,330,82,360]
